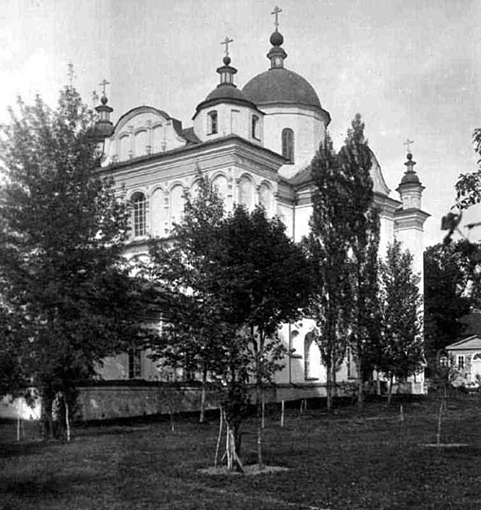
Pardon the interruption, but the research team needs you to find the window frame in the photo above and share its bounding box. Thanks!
[132,192,147,238]
[128,349,142,379]
[251,115,260,140]
[457,354,465,370]
[208,110,218,135]
[281,128,294,163]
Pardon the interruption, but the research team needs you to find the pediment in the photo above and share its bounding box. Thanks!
[446,335,481,351]
[103,106,186,164]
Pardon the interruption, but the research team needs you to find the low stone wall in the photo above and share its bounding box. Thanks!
[1,380,425,422]
[76,384,219,421]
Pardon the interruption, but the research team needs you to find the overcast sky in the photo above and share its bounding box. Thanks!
[2,0,481,246]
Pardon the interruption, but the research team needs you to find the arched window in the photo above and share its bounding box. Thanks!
[134,130,147,157]
[259,182,273,213]
[281,128,294,163]
[150,188,165,237]
[170,184,185,223]
[208,111,218,135]
[152,125,164,153]
[239,175,254,210]
[131,192,147,237]
[119,134,131,161]
[304,332,320,380]
[251,115,260,140]
[212,175,228,200]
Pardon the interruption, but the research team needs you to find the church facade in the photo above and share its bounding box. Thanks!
[94,18,429,400]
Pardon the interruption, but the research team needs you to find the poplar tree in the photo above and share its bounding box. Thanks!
[306,115,380,409]
[0,86,148,438]
[379,241,423,401]
[341,115,381,408]
[304,135,353,410]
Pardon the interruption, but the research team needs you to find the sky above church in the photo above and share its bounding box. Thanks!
[1,0,480,247]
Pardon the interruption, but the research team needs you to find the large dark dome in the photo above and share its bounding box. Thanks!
[242,67,322,110]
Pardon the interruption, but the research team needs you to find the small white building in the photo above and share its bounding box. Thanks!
[446,335,481,384]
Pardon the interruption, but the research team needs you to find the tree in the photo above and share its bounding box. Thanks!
[304,135,353,411]
[219,205,311,468]
[455,127,481,210]
[306,115,380,409]
[148,175,310,470]
[341,115,381,408]
[0,86,150,438]
[379,241,423,402]
[424,240,481,370]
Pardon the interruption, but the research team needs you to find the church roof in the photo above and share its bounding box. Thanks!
[181,127,201,145]
[242,67,323,111]
[446,335,481,351]
[283,147,391,196]
[205,83,248,102]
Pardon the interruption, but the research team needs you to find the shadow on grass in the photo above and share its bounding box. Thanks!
[0,440,58,459]
[1,476,64,498]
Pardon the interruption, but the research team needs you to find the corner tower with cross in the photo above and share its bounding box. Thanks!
[394,143,430,286]
[94,78,114,141]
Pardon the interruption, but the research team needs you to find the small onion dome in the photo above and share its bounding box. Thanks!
[94,95,114,140]
[193,52,262,119]
[400,153,420,185]
[270,30,284,47]
[205,85,249,102]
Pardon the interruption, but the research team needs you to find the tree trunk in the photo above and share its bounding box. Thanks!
[356,358,364,410]
[436,390,446,445]
[376,370,381,396]
[255,377,264,469]
[215,407,224,467]
[326,363,333,411]
[224,417,244,472]
[199,365,207,424]
[387,374,394,404]
[40,388,54,440]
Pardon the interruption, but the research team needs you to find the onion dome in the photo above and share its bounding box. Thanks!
[242,20,328,120]
[193,38,259,118]
[94,94,114,140]
[400,152,421,185]
[243,68,323,111]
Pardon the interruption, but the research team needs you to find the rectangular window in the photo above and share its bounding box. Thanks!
[128,349,142,379]
[132,192,147,237]
[251,115,260,140]
[457,355,465,370]
[208,111,218,135]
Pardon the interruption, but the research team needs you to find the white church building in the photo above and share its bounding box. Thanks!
[92,13,429,409]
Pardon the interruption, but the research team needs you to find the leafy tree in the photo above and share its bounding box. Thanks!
[455,127,481,210]
[304,135,353,410]
[148,175,310,470]
[0,86,150,438]
[219,205,311,467]
[424,240,481,371]
[379,241,423,401]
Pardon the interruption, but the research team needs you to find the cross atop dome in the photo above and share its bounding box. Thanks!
[221,36,234,59]
[271,6,282,30]
[215,36,237,86]
[99,79,110,97]
[268,6,287,68]
[404,138,414,155]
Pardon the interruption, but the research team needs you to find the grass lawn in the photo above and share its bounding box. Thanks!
[1,393,481,510]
